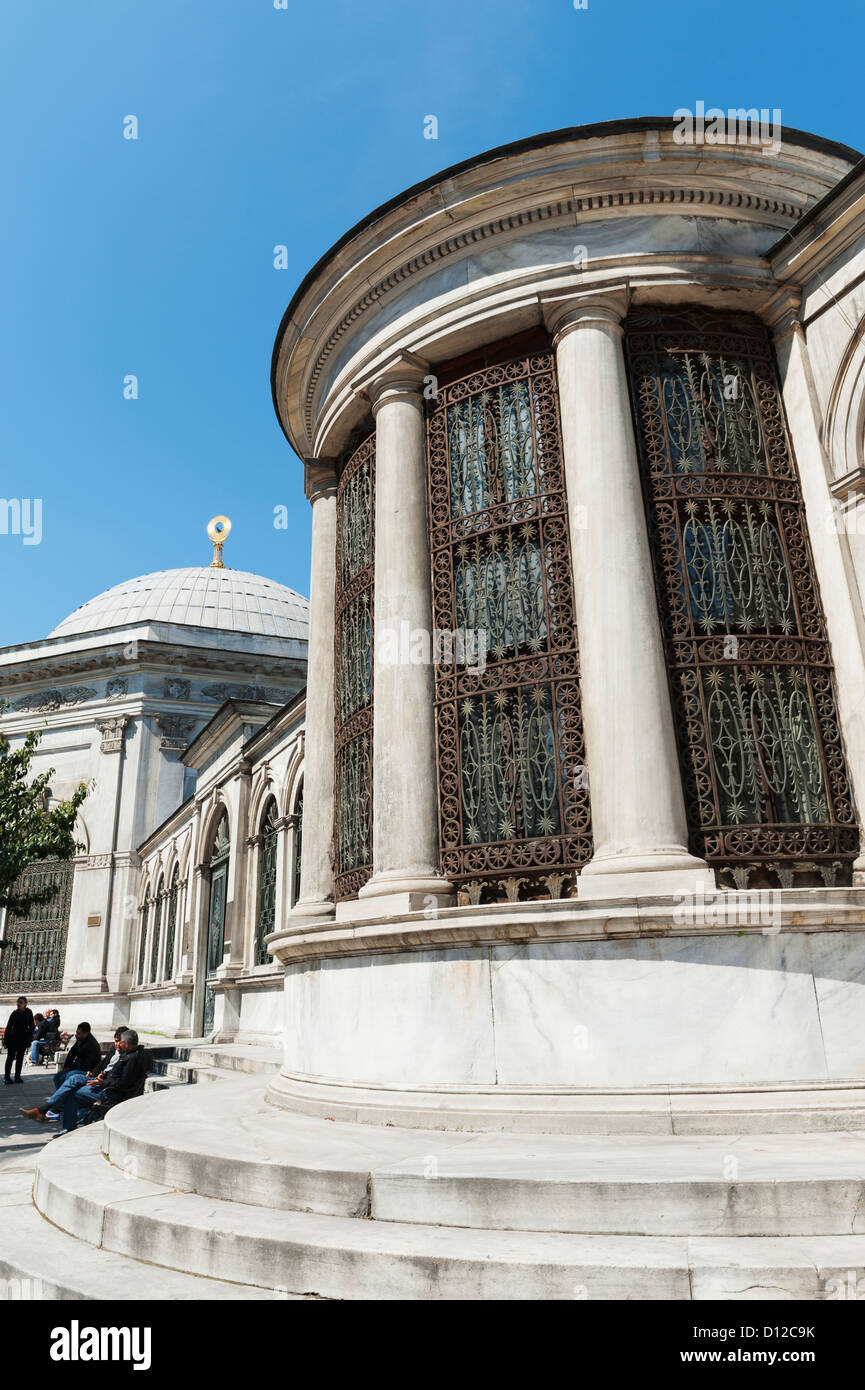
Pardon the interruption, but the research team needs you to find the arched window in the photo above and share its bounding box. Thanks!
[255,798,279,965]
[163,865,180,980]
[625,305,858,887]
[426,342,592,901]
[292,781,303,907]
[203,810,230,1033]
[137,894,150,985]
[334,432,375,901]
[149,878,163,983]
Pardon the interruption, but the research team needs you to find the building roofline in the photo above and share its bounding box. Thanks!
[768,155,865,257]
[270,116,864,444]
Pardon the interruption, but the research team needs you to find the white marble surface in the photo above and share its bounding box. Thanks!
[281,929,865,1090]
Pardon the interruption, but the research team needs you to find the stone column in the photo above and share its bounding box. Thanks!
[768,293,865,880]
[546,289,710,898]
[356,354,453,912]
[291,461,338,920]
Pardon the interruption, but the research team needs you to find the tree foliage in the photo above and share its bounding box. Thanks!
[0,706,90,916]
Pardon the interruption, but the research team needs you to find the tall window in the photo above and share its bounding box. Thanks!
[256,797,279,964]
[203,810,230,1033]
[292,782,303,907]
[149,878,163,983]
[334,432,375,901]
[625,305,858,887]
[426,344,592,900]
[137,894,150,985]
[163,865,179,980]
[0,860,73,993]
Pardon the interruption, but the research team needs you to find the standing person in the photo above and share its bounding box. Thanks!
[18,1023,101,1121]
[4,997,35,1084]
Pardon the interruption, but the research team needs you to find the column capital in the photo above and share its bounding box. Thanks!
[760,285,802,342]
[542,285,631,344]
[303,458,338,503]
[353,351,431,416]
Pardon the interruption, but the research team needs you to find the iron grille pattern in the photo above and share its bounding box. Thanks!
[137,901,149,985]
[149,891,162,983]
[163,868,179,980]
[625,305,858,887]
[334,433,375,900]
[292,784,303,907]
[0,859,72,992]
[427,350,592,899]
[256,798,278,964]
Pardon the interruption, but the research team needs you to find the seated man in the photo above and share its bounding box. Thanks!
[19,1022,101,1123]
[65,1029,150,1133]
[61,1026,125,1123]
[28,1014,46,1065]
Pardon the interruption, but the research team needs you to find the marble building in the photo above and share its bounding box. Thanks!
[266,116,865,1114]
[9,118,865,1302]
[0,543,309,1037]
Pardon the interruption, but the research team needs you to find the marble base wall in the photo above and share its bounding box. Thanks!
[280,930,865,1089]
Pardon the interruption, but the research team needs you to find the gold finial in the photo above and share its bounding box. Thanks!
[207,515,232,568]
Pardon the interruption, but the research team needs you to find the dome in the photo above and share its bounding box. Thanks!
[49,567,309,640]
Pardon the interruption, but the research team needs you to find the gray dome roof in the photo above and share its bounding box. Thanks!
[50,567,309,640]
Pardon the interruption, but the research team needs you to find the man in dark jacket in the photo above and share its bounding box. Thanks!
[19,1022,102,1122]
[29,1010,59,1065]
[67,1029,150,1131]
[4,997,35,1084]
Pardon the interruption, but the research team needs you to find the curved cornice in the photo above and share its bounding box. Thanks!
[272,119,861,457]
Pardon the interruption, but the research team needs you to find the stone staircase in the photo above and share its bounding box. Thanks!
[6,1061,865,1299]
[144,1040,283,1092]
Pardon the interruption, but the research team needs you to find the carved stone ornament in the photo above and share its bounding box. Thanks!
[157,716,196,751]
[164,678,191,700]
[13,686,97,712]
[96,716,128,753]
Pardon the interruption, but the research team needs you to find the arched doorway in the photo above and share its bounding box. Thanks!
[203,810,230,1033]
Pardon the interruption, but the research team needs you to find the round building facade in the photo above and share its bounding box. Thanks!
[268,119,865,1121]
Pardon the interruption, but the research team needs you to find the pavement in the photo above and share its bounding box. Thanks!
[0,1058,71,1190]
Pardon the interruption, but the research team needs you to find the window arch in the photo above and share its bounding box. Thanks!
[625,304,858,887]
[255,797,279,965]
[163,865,180,980]
[203,808,230,1033]
[137,892,150,986]
[149,877,163,983]
[292,780,303,907]
[426,341,592,901]
[334,431,375,900]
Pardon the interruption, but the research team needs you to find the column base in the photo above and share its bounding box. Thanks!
[577,850,714,900]
[347,872,455,920]
[289,897,335,925]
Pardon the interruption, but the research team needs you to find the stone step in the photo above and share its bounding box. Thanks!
[30,1128,865,1299]
[99,1079,865,1236]
[273,1071,865,1135]
[0,1182,293,1300]
[151,1060,225,1085]
[171,1043,282,1077]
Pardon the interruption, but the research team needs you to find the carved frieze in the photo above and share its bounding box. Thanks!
[13,686,97,712]
[202,682,289,705]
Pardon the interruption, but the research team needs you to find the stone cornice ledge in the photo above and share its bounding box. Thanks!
[267,889,865,965]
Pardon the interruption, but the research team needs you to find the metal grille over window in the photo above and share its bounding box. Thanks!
[163,867,179,980]
[256,798,278,964]
[0,859,73,992]
[137,898,149,985]
[334,432,375,901]
[625,305,859,888]
[149,886,162,983]
[426,349,592,901]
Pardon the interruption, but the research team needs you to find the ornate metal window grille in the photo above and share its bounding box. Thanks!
[203,810,230,1034]
[292,783,303,907]
[0,859,73,993]
[149,883,162,983]
[426,349,592,900]
[334,432,375,901]
[256,798,278,965]
[137,899,149,985]
[163,867,179,980]
[625,305,858,887]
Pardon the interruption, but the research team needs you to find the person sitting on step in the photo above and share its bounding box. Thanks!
[19,1022,101,1123]
[61,1029,151,1134]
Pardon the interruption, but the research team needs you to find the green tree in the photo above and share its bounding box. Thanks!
[0,708,89,919]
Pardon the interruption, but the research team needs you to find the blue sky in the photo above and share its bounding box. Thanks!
[1,0,863,646]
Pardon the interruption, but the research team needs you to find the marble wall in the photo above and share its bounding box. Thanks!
[281,930,865,1089]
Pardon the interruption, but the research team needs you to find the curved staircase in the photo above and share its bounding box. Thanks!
[6,1059,865,1299]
